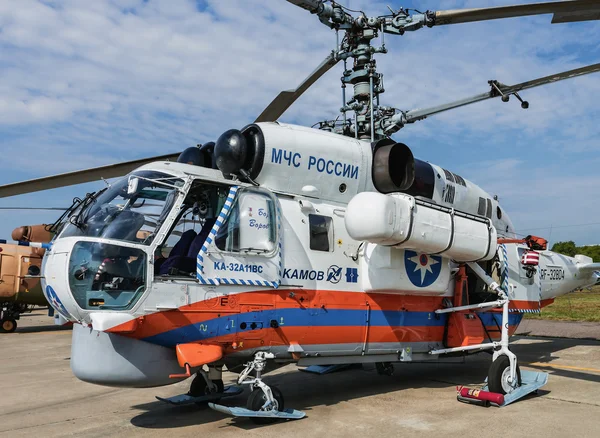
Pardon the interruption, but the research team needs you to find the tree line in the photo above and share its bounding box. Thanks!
[551,241,600,262]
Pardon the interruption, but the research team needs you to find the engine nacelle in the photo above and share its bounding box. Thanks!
[371,138,515,237]
[345,192,497,262]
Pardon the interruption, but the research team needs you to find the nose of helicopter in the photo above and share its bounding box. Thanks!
[41,237,85,323]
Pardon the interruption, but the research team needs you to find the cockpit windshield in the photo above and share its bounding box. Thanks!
[60,171,184,245]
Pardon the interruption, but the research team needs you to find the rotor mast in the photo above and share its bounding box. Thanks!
[302,1,433,141]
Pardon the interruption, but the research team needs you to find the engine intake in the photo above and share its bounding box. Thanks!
[372,139,435,199]
[214,124,265,181]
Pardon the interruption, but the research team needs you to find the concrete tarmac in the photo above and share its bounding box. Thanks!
[2,310,600,438]
[517,319,600,340]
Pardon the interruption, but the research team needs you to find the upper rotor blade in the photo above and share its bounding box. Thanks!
[0,152,180,199]
[285,0,322,13]
[434,0,600,26]
[254,52,339,123]
[401,62,600,124]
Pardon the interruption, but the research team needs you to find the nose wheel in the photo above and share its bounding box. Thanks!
[246,385,285,424]
[188,374,224,398]
[156,367,243,406]
[208,352,305,422]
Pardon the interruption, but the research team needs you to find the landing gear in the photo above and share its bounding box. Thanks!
[488,354,521,395]
[188,368,225,397]
[189,377,225,397]
[237,352,284,424]
[0,302,28,333]
[209,352,305,422]
[0,318,17,333]
[188,369,226,407]
[376,362,394,376]
[156,366,243,406]
[430,262,525,397]
[246,386,285,424]
[459,355,546,407]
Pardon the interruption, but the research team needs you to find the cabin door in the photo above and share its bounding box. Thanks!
[196,186,282,287]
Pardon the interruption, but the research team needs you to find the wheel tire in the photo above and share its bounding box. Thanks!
[488,355,521,395]
[188,376,224,404]
[246,386,284,425]
[1,319,17,334]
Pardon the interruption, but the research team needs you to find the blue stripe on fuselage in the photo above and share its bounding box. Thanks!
[141,308,523,348]
[478,313,523,327]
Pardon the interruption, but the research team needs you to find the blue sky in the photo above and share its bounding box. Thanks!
[0,0,599,246]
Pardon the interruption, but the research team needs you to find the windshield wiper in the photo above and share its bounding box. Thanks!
[46,195,85,234]
[70,188,107,230]
[239,247,270,254]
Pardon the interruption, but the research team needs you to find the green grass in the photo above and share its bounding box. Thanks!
[525,286,600,322]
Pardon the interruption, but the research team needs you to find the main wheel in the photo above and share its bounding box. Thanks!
[246,386,284,424]
[488,355,521,395]
[188,376,224,400]
[1,318,17,333]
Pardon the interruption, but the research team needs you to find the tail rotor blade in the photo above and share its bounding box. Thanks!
[254,52,339,123]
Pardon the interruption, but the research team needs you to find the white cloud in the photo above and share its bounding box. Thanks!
[0,0,599,245]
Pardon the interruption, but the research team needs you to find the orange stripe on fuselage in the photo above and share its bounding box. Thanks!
[109,290,447,339]
[509,299,554,311]
[191,325,447,356]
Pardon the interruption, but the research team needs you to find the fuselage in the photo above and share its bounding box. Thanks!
[39,123,598,387]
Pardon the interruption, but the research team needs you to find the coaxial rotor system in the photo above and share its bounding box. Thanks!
[283,0,600,141]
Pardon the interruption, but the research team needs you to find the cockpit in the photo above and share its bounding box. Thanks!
[62,169,232,312]
[43,157,281,324]
[61,170,185,245]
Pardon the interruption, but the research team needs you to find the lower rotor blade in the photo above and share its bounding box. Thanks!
[396,62,600,127]
[434,0,600,26]
[501,62,600,94]
[0,152,180,199]
[254,52,339,123]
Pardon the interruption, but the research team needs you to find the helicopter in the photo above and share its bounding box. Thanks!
[1,0,600,423]
[0,224,53,333]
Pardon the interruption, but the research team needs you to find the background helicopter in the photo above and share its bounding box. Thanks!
[0,0,600,423]
[0,222,54,332]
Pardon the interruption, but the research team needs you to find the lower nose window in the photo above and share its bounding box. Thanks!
[69,241,147,310]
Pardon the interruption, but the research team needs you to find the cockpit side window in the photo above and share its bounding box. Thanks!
[154,182,229,276]
[215,189,276,254]
[309,214,333,252]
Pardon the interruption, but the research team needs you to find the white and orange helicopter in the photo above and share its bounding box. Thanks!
[2,0,600,422]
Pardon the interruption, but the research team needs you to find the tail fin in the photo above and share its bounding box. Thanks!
[575,254,600,276]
